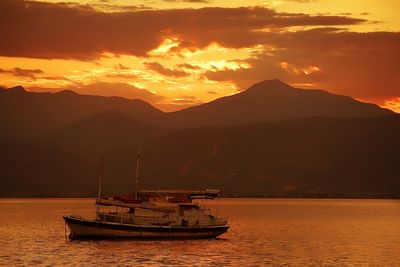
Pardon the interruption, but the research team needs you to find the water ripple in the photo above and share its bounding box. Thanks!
[1,198,399,266]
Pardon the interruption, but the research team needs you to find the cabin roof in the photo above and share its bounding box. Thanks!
[138,189,221,198]
[97,198,178,212]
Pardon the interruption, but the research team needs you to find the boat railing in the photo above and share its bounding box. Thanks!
[98,212,176,225]
[97,210,228,226]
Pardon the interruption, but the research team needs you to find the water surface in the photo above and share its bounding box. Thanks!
[1,198,399,266]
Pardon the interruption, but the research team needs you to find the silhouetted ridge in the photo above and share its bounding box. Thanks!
[45,110,162,158]
[245,79,293,93]
[141,115,400,197]
[0,80,399,197]
[7,85,26,93]
[57,89,78,96]
[0,85,164,139]
[165,79,393,128]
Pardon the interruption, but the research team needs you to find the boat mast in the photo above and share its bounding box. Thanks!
[96,148,104,217]
[135,149,140,199]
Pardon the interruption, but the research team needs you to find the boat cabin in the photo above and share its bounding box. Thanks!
[95,189,226,227]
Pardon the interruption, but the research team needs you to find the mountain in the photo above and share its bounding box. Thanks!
[1,80,393,140]
[166,80,393,128]
[0,139,96,197]
[45,110,162,156]
[2,115,399,197]
[0,80,398,197]
[0,86,164,140]
[43,111,165,193]
[141,115,400,197]
[0,111,164,197]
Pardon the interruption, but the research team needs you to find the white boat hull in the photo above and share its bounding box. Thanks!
[64,216,229,240]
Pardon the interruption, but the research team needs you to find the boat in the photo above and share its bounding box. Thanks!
[63,189,229,239]
[63,153,229,239]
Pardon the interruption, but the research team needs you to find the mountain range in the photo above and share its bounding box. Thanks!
[165,79,392,128]
[0,80,398,197]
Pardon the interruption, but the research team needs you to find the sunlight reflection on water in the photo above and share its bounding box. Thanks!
[0,198,399,266]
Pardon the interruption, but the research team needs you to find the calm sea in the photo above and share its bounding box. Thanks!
[0,198,399,266]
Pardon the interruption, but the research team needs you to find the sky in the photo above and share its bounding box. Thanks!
[0,0,399,112]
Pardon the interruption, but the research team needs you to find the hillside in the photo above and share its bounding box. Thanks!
[1,115,398,197]
[1,80,393,141]
[0,80,398,197]
[0,86,164,140]
[166,80,393,128]
[141,115,400,197]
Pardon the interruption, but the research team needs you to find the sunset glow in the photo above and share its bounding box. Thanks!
[0,0,399,112]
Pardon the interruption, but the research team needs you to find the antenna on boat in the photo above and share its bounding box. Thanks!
[135,148,141,199]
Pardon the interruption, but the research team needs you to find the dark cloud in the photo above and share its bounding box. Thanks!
[207,91,218,94]
[0,67,44,80]
[91,4,152,12]
[1,1,397,104]
[176,63,201,70]
[106,73,137,79]
[144,62,189,77]
[38,75,82,85]
[0,1,365,59]
[108,64,137,78]
[204,28,400,101]
[114,63,130,70]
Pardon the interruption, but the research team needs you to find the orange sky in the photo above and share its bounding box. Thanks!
[0,0,399,112]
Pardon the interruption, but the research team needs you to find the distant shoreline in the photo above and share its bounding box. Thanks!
[1,195,399,200]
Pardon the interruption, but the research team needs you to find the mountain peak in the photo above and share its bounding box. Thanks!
[167,79,393,128]
[56,89,78,96]
[245,79,293,94]
[8,85,27,93]
[255,79,291,87]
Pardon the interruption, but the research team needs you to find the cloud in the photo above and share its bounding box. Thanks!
[163,0,209,3]
[1,0,397,108]
[382,97,400,113]
[144,62,189,77]
[0,1,365,59]
[90,4,153,12]
[114,64,130,70]
[106,73,138,79]
[151,95,204,112]
[171,95,203,104]
[0,67,44,80]
[176,63,201,70]
[204,28,400,100]
[155,102,201,112]
[38,75,82,85]
[287,0,317,2]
